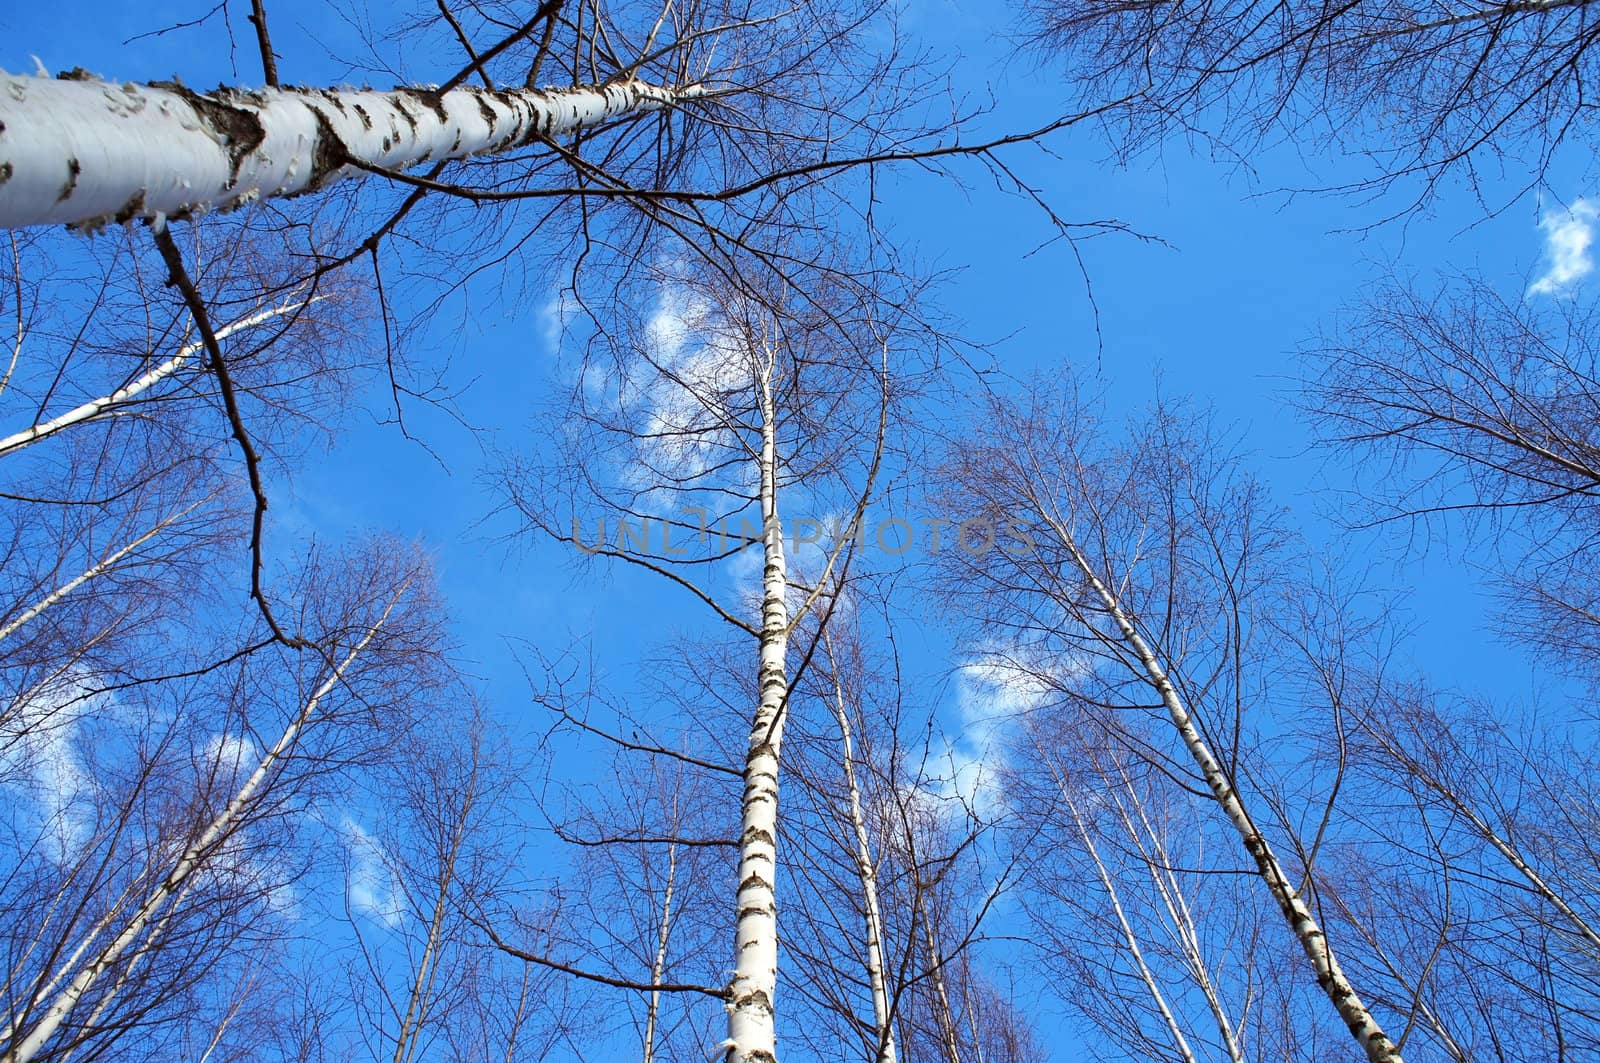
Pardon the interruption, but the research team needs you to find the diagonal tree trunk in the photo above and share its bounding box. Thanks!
[0,297,317,458]
[1,585,410,1063]
[1043,514,1404,1063]
[1031,735,1198,1063]
[0,75,697,229]
[1101,756,1244,1063]
[0,499,205,645]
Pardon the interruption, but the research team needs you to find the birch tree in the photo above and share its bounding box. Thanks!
[329,706,578,1063]
[0,542,447,1062]
[1309,274,1600,677]
[1006,716,1256,1063]
[1302,664,1600,1059]
[934,383,1406,1062]
[1025,0,1600,205]
[502,256,908,1061]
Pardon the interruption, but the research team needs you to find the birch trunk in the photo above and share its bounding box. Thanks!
[821,631,897,1063]
[0,297,317,459]
[1047,518,1403,1063]
[1034,741,1197,1063]
[642,841,678,1063]
[0,75,697,229]
[1367,728,1600,955]
[1,589,407,1063]
[1102,761,1244,1062]
[724,368,788,1063]
[915,892,963,1063]
[0,500,203,644]
[393,765,476,1063]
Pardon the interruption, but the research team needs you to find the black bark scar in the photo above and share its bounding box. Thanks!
[306,106,351,191]
[150,82,267,187]
[396,87,448,124]
[56,157,80,203]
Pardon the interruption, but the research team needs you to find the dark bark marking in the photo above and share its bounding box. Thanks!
[56,157,80,203]
[396,87,447,124]
[149,82,267,187]
[474,92,497,129]
[305,107,351,191]
[111,191,146,224]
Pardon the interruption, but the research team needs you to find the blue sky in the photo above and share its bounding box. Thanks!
[3,0,1579,697]
[4,0,1597,1056]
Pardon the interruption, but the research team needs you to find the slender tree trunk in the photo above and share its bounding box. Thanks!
[0,298,316,458]
[724,366,789,1063]
[394,762,477,1063]
[1034,740,1197,1063]
[642,841,678,1063]
[0,500,203,644]
[192,970,253,1063]
[1049,521,1403,1063]
[0,75,698,229]
[1102,761,1244,1063]
[1,590,407,1063]
[821,631,897,1063]
[52,878,198,1063]
[1368,729,1600,954]
[915,890,963,1063]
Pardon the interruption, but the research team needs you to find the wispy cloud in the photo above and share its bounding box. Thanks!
[0,678,106,860]
[537,289,575,356]
[925,646,1072,815]
[1530,199,1600,296]
[342,817,405,929]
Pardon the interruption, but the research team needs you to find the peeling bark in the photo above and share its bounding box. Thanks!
[0,74,697,229]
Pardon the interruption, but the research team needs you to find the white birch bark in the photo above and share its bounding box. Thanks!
[1367,728,1600,955]
[642,841,678,1063]
[0,500,203,644]
[1102,761,1244,1062]
[821,631,897,1063]
[724,364,788,1063]
[1034,742,1197,1063]
[1044,516,1404,1063]
[393,768,476,1063]
[0,74,698,229]
[915,892,964,1063]
[0,297,317,459]
[1,590,407,1063]
[52,877,199,1063]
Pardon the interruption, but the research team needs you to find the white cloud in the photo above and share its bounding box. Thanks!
[0,678,105,860]
[1530,198,1600,295]
[536,290,575,355]
[204,732,257,789]
[924,645,1074,815]
[342,817,405,929]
